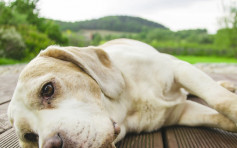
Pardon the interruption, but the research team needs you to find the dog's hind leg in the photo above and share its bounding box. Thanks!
[174,61,237,124]
[175,100,237,132]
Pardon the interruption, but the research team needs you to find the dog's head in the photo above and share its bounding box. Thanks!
[8,46,125,148]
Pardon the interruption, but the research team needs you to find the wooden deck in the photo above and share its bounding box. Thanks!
[1,68,237,148]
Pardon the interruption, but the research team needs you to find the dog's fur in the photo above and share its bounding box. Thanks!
[8,39,237,148]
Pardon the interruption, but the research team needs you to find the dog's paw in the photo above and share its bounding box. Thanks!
[218,80,237,93]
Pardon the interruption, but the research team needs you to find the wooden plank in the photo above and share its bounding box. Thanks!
[116,131,163,148]
[0,102,9,115]
[164,128,179,148]
[0,128,20,148]
[209,73,237,83]
[0,112,12,134]
[165,126,237,148]
[0,74,19,104]
[0,102,11,134]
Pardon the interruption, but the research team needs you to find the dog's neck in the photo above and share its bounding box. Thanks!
[102,93,129,124]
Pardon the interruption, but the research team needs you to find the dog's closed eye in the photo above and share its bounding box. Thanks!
[41,82,54,99]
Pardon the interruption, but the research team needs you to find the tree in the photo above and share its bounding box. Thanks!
[0,0,68,61]
[91,33,102,45]
[217,0,237,56]
[10,0,39,25]
[0,1,14,25]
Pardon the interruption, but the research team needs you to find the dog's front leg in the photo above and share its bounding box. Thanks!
[175,100,237,132]
[174,61,237,124]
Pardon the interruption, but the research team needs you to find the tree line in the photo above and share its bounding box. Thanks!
[56,16,167,33]
[64,27,237,57]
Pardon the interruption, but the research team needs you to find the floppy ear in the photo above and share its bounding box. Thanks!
[39,46,125,99]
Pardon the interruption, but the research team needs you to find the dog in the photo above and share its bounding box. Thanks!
[8,39,237,148]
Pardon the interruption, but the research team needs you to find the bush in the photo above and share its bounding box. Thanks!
[0,27,26,59]
[64,30,88,47]
[17,25,55,60]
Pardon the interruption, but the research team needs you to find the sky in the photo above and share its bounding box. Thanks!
[7,0,233,34]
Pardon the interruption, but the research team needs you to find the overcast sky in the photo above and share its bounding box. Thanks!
[10,0,233,33]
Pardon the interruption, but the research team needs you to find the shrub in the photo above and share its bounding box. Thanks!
[17,25,55,60]
[0,27,26,59]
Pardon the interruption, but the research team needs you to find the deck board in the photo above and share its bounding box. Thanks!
[0,74,19,105]
[0,113,11,134]
[116,131,163,148]
[165,126,237,148]
[0,128,20,148]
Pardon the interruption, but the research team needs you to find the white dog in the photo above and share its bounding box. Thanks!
[8,39,237,148]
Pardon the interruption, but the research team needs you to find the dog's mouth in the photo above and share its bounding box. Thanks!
[42,120,120,148]
[98,121,120,148]
[112,120,121,139]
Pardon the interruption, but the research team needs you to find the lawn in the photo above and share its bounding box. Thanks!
[0,58,21,65]
[175,56,237,64]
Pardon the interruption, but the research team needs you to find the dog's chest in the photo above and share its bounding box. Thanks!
[125,97,173,132]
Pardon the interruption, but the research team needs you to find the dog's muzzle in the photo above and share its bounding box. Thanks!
[42,121,120,148]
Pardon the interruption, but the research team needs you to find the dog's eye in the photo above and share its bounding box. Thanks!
[24,133,38,142]
[41,82,54,98]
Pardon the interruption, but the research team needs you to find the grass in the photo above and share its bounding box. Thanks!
[0,58,21,65]
[175,56,237,64]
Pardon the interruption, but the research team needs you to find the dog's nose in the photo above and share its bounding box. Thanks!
[43,134,63,148]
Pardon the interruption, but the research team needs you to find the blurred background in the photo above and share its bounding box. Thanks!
[0,0,236,64]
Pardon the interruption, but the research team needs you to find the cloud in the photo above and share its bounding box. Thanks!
[37,0,223,33]
[143,0,223,33]
[37,0,214,20]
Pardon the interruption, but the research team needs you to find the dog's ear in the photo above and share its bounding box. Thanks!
[39,46,125,99]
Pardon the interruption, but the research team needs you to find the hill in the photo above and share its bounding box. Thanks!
[56,16,168,33]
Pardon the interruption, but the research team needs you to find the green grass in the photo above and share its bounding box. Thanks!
[0,58,21,65]
[176,56,237,64]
